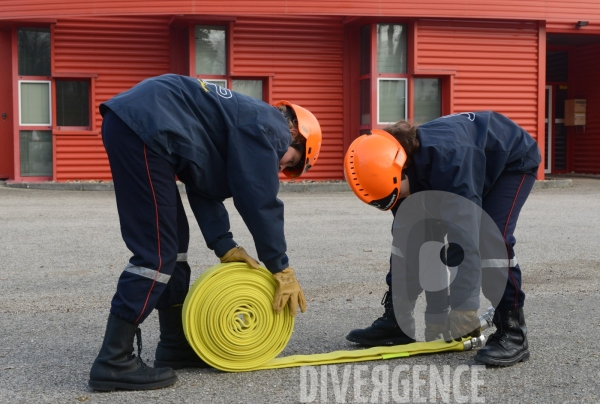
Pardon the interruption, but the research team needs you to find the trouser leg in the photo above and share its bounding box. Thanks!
[482,173,535,310]
[156,191,191,310]
[102,110,179,325]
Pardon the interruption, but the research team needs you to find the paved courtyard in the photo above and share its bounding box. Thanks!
[0,178,599,403]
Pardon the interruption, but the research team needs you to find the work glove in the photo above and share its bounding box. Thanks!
[446,310,481,342]
[272,267,307,317]
[424,322,452,342]
[220,246,260,269]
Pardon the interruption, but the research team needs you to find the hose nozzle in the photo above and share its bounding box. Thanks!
[463,307,495,351]
[479,306,495,331]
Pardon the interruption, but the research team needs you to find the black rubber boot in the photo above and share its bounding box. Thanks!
[474,308,530,366]
[154,305,210,369]
[346,291,416,346]
[89,314,178,391]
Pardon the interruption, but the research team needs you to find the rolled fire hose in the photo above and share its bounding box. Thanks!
[182,263,494,373]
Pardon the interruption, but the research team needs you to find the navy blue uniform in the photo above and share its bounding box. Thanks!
[100,74,292,324]
[388,111,541,311]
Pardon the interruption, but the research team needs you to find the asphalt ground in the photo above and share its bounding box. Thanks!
[0,178,598,403]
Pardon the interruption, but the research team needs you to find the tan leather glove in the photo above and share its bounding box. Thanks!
[446,310,482,342]
[220,246,260,269]
[272,267,307,316]
[424,322,452,342]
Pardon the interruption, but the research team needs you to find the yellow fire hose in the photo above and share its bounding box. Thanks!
[182,263,487,373]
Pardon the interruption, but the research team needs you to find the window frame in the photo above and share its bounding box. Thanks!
[53,77,93,131]
[377,77,408,125]
[18,79,52,126]
[358,22,410,133]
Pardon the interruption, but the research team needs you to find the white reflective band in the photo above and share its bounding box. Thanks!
[177,253,188,262]
[391,245,404,258]
[124,263,171,284]
[481,257,518,268]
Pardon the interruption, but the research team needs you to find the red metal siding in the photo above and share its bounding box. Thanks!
[2,0,600,27]
[233,16,345,180]
[416,20,541,139]
[53,16,170,181]
[0,29,14,179]
[571,43,600,174]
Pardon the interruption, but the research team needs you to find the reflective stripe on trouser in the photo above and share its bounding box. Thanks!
[102,110,191,324]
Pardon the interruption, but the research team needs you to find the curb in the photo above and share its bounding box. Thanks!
[1,180,351,194]
[1,179,572,193]
[532,178,572,189]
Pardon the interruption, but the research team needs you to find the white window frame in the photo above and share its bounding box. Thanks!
[18,80,52,126]
[202,79,228,88]
[377,77,407,125]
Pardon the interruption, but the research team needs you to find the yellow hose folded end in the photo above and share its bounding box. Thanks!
[182,263,295,372]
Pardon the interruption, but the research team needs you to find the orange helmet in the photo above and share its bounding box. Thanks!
[274,100,322,178]
[344,129,407,211]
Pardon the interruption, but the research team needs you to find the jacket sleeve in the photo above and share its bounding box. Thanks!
[186,186,238,258]
[225,124,289,273]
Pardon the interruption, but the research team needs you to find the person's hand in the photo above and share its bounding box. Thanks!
[424,322,452,342]
[220,246,260,269]
[446,310,481,342]
[272,268,307,316]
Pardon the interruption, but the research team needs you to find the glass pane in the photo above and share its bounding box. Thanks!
[554,123,567,170]
[546,51,568,83]
[360,79,371,125]
[378,79,406,123]
[18,27,51,76]
[377,24,407,74]
[232,80,263,100]
[56,81,90,127]
[20,82,51,125]
[203,79,227,88]
[414,78,441,124]
[360,25,371,75]
[20,130,52,177]
[195,25,226,75]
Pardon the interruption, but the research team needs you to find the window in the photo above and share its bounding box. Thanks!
[20,130,52,177]
[359,23,408,130]
[18,27,50,76]
[56,80,90,128]
[17,27,52,179]
[413,78,441,124]
[19,81,51,125]
[232,80,263,100]
[192,24,269,101]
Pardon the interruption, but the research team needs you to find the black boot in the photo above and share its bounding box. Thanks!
[474,308,530,366]
[346,291,416,346]
[154,305,210,369]
[89,314,178,391]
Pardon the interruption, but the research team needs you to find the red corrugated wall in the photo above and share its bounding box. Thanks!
[53,15,344,181]
[53,16,170,181]
[570,43,600,174]
[416,20,541,138]
[233,16,344,180]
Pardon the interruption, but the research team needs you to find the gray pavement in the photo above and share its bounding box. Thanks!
[0,178,598,403]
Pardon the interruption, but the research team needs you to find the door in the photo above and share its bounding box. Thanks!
[0,28,14,179]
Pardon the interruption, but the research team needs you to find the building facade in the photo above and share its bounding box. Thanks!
[1,1,599,182]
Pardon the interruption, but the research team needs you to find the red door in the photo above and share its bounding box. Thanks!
[0,28,14,180]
